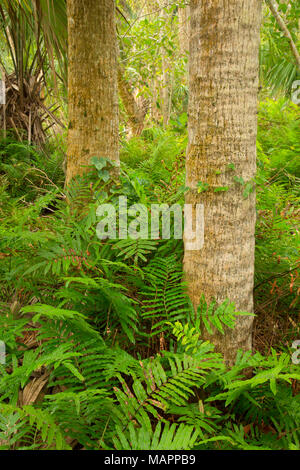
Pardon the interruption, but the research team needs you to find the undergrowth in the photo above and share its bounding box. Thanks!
[0,100,299,450]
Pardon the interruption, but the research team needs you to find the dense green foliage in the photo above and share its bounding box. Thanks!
[0,98,299,450]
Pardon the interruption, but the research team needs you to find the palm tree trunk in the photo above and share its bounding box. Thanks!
[184,0,262,364]
[66,0,119,186]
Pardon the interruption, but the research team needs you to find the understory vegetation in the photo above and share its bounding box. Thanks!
[0,98,299,450]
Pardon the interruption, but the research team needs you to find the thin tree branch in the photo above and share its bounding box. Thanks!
[266,0,300,69]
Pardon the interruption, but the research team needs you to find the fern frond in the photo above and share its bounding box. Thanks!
[112,238,158,265]
[0,404,70,450]
[113,421,199,450]
[141,254,190,336]
[190,294,254,336]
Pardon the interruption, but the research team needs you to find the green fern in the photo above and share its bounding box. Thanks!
[0,404,70,450]
[113,421,199,450]
[141,254,190,336]
[112,238,158,265]
[190,294,255,336]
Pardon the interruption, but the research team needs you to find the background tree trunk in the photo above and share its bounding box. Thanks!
[117,65,147,138]
[160,1,172,128]
[178,3,190,56]
[66,0,119,186]
[184,0,262,364]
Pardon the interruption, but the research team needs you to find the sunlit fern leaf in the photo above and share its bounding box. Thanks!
[113,420,199,450]
[188,294,254,337]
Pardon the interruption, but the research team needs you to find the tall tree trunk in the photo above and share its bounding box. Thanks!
[178,4,190,90]
[66,0,119,186]
[160,1,172,128]
[117,65,147,137]
[149,74,161,123]
[178,4,190,56]
[144,0,165,124]
[184,0,262,364]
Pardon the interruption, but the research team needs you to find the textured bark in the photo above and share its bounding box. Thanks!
[178,4,190,56]
[184,0,262,364]
[178,4,190,88]
[117,65,147,137]
[66,0,119,186]
[149,75,161,123]
[160,2,172,128]
[144,0,165,124]
[161,52,171,128]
